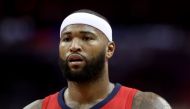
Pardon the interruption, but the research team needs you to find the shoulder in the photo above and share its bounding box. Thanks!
[132,91,172,109]
[23,91,60,109]
[23,99,43,109]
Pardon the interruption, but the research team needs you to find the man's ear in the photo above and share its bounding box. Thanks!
[106,41,115,59]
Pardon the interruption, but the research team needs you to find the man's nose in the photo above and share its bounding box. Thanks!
[69,38,82,52]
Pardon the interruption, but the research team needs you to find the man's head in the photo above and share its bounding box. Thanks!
[59,9,115,83]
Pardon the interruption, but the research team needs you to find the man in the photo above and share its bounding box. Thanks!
[24,9,172,109]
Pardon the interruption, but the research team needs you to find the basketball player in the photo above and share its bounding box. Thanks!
[24,9,172,109]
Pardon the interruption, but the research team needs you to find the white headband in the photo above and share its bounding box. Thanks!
[60,12,112,41]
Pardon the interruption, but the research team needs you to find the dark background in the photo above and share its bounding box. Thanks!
[0,0,190,109]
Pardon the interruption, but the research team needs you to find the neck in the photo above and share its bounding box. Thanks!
[64,64,114,104]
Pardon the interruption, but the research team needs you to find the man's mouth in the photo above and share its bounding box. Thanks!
[67,54,85,66]
[69,57,83,62]
[68,54,83,62]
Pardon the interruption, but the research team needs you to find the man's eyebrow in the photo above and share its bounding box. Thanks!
[62,31,71,35]
[61,31,71,38]
[61,31,96,38]
[80,31,96,36]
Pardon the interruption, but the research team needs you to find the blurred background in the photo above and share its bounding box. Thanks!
[0,0,190,109]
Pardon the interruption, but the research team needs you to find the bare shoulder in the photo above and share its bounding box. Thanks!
[132,91,172,109]
[23,99,42,109]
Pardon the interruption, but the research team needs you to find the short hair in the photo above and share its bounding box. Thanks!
[73,9,110,25]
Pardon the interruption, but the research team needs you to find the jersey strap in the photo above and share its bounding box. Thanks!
[42,92,62,109]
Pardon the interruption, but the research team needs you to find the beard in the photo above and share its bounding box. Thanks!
[59,50,105,83]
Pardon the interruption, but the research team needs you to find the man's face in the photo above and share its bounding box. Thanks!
[59,24,109,83]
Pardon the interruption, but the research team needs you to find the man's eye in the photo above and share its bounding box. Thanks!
[62,37,71,42]
[83,35,94,41]
[83,36,91,41]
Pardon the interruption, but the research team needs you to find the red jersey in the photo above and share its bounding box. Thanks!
[42,83,138,109]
